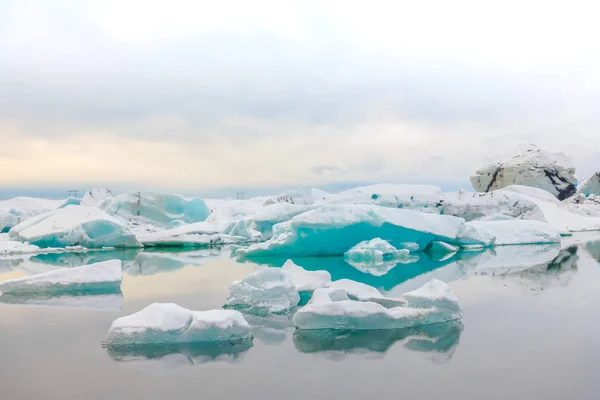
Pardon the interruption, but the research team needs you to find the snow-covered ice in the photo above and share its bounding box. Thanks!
[138,221,253,247]
[224,267,300,314]
[293,279,461,330]
[0,260,122,294]
[9,205,141,248]
[281,259,331,292]
[99,192,211,229]
[470,144,577,200]
[457,219,561,246]
[80,188,113,207]
[105,303,253,345]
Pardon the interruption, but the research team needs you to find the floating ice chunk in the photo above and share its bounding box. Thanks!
[0,293,123,311]
[224,267,300,314]
[236,205,467,257]
[0,240,42,256]
[105,303,253,345]
[100,192,211,228]
[106,340,252,375]
[0,260,122,295]
[470,144,577,200]
[457,219,561,246]
[281,260,331,292]
[344,238,410,263]
[577,172,600,196]
[401,279,461,312]
[428,241,459,255]
[293,280,461,330]
[138,221,254,247]
[9,205,141,248]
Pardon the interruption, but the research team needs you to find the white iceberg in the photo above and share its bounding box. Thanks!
[9,205,141,248]
[281,260,331,292]
[105,303,253,345]
[138,221,254,247]
[0,260,122,294]
[0,196,70,232]
[457,219,561,246]
[470,144,577,200]
[99,192,211,228]
[293,279,461,330]
[324,184,445,213]
[252,203,318,236]
[577,172,600,196]
[80,188,114,207]
[236,205,467,257]
[224,267,300,314]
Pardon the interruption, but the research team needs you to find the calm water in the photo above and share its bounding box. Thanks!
[2,234,600,399]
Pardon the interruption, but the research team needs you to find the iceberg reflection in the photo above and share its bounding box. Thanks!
[105,340,253,374]
[293,320,463,362]
[0,292,123,311]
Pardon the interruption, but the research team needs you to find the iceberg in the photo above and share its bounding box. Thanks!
[80,188,113,207]
[293,279,461,330]
[224,267,300,314]
[236,205,467,257]
[99,192,211,228]
[470,144,577,200]
[0,260,122,295]
[105,340,252,375]
[0,293,123,311]
[9,205,141,248]
[105,303,253,345]
[343,238,415,275]
[344,238,410,263]
[428,241,459,255]
[457,219,561,246]
[0,239,43,256]
[138,221,252,247]
[281,259,331,292]
[324,184,445,213]
[577,172,600,196]
[0,196,68,232]
[293,320,463,362]
[252,203,318,236]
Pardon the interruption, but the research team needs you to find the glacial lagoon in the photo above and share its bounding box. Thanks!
[2,234,600,399]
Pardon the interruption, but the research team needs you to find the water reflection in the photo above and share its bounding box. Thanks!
[0,292,123,311]
[473,245,579,292]
[293,320,463,362]
[105,340,253,375]
[244,313,294,345]
[243,253,460,292]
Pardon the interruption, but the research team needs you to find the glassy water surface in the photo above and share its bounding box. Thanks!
[2,234,600,399]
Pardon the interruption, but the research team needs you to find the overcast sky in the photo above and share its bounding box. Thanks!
[1,0,599,197]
